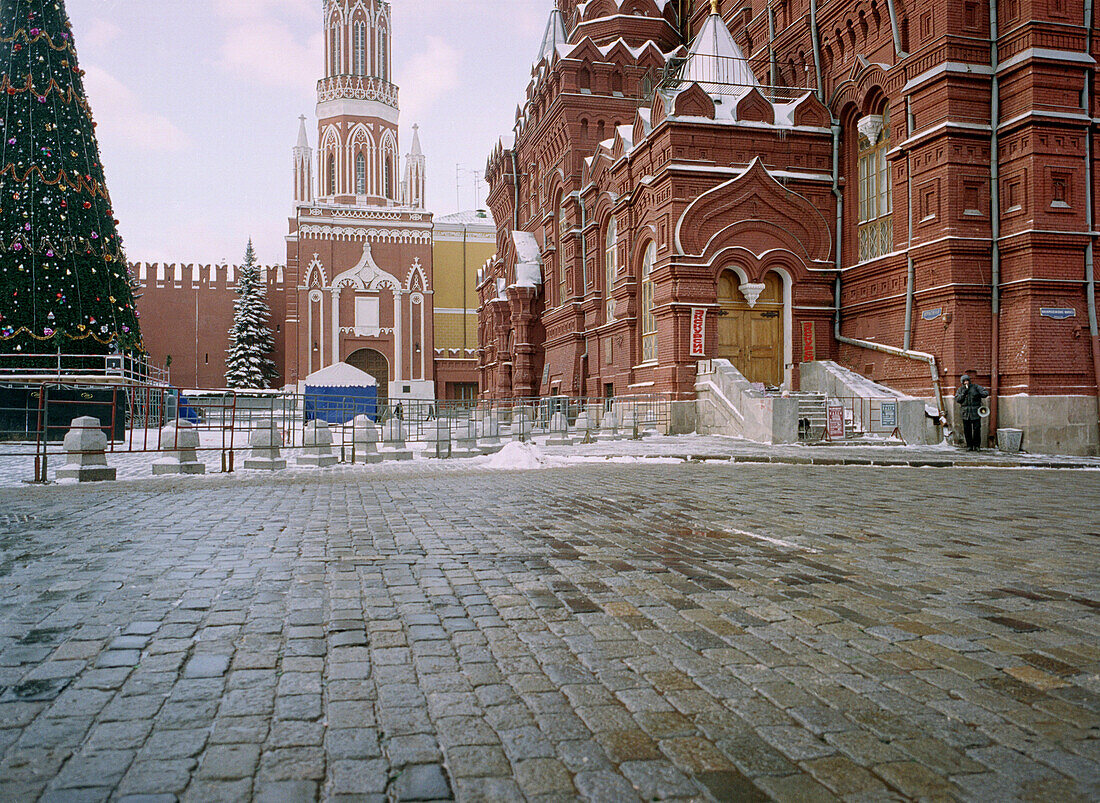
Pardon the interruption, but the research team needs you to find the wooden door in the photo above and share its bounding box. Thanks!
[716,271,783,386]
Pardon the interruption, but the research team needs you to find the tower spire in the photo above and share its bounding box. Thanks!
[403,123,426,209]
[536,2,568,65]
[293,114,314,204]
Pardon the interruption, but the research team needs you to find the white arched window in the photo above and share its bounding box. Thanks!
[557,196,568,307]
[604,216,616,321]
[326,153,336,196]
[640,242,657,362]
[354,23,366,75]
[329,24,341,75]
[355,153,366,195]
[378,27,389,81]
[858,106,892,261]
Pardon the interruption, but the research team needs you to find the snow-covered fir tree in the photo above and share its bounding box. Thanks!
[225,240,277,389]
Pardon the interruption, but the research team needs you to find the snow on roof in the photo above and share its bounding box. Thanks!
[536,6,567,66]
[683,10,759,93]
[511,231,543,288]
[436,209,494,226]
[304,362,378,388]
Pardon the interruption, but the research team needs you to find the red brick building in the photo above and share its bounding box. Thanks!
[477,0,1100,454]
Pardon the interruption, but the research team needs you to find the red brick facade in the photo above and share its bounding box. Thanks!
[477,0,1100,448]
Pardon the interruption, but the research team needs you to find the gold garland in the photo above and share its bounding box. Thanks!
[0,28,77,54]
[0,72,93,115]
[0,324,145,350]
[0,161,111,199]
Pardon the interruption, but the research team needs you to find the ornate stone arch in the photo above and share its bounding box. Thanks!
[405,260,429,293]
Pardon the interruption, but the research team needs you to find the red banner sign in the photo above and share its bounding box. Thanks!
[801,320,816,363]
[827,404,845,440]
[690,308,707,357]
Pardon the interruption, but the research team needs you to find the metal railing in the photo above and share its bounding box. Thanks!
[316,75,398,107]
[0,383,675,484]
[0,352,170,386]
[829,396,906,439]
[658,53,816,104]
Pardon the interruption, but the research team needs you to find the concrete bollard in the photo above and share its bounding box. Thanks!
[477,411,503,454]
[619,406,638,439]
[243,420,287,471]
[545,411,574,446]
[297,420,338,467]
[381,418,413,461]
[152,420,205,475]
[574,410,596,444]
[511,409,533,443]
[426,418,452,459]
[350,415,383,464]
[57,416,116,482]
[595,408,620,441]
[451,416,481,458]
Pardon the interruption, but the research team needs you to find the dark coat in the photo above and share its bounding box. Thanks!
[954,381,989,421]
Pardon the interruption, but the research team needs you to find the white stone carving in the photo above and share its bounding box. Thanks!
[739,282,766,308]
[857,114,884,145]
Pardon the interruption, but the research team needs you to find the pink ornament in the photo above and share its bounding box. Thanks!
[12,243,22,251]
[43,327,53,336]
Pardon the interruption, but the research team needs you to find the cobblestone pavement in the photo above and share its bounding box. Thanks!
[0,463,1098,801]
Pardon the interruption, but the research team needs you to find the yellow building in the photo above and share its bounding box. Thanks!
[432,209,495,400]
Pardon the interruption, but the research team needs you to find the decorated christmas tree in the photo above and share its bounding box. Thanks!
[225,240,277,389]
[0,0,142,357]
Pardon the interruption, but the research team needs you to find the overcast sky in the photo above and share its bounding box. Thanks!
[65,0,550,267]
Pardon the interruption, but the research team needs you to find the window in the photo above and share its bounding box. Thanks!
[604,216,616,321]
[378,27,388,81]
[557,196,568,306]
[356,153,366,195]
[857,107,893,261]
[383,153,393,198]
[329,26,341,75]
[354,23,366,75]
[326,153,336,196]
[640,242,657,362]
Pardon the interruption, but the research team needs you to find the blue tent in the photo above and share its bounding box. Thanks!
[303,362,378,425]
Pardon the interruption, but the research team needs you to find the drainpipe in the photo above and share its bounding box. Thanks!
[831,121,947,420]
[809,0,824,101]
[904,97,915,351]
[768,2,778,87]
[1085,0,1100,441]
[885,0,909,60]
[989,0,1002,442]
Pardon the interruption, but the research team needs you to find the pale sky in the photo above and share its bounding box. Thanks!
[65,0,551,267]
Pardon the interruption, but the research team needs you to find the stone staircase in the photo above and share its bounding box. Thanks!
[795,392,828,442]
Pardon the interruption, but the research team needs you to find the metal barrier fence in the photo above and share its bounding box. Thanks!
[0,383,673,484]
[0,352,170,386]
[829,396,905,438]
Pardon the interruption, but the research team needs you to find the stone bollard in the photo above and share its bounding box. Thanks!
[297,420,338,467]
[152,421,205,475]
[380,418,413,461]
[243,420,287,470]
[619,406,638,439]
[545,411,574,447]
[426,417,452,459]
[451,416,481,458]
[638,409,660,438]
[477,412,503,454]
[350,415,383,464]
[595,408,620,442]
[574,410,596,444]
[511,408,533,443]
[57,416,116,482]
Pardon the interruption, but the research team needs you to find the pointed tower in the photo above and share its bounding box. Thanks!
[293,115,314,204]
[316,0,400,205]
[536,2,568,65]
[403,124,426,210]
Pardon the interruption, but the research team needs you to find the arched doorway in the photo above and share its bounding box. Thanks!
[716,270,784,386]
[346,348,389,404]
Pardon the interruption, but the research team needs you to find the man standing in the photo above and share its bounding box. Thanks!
[955,372,989,451]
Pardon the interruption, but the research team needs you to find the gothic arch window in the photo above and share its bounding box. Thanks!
[384,153,393,198]
[329,20,342,75]
[378,25,389,81]
[604,215,616,322]
[326,152,336,196]
[556,194,568,306]
[355,153,367,195]
[858,105,892,261]
[354,22,366,75]
[640,241,657,362]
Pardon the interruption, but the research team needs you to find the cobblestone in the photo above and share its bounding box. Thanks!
[0,462,1098,800]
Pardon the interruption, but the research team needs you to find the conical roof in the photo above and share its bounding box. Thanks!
[536,5,567,65]
[296,115,310,149]
[408,123,422,157]
[683,9,759,91]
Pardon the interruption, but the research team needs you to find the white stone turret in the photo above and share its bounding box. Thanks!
[293,115,314,204]
[403,123,426,209]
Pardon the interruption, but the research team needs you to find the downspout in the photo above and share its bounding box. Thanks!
[885,0,909,59]
[904,97,915,351]
[1085,0,1100,444]
[830,118,947,419]
[989,0,1001,441]
[768,2,778,87]
[809,0,824,101]
[510,150,521,233]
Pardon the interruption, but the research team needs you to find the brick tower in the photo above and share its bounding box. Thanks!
[286,0,434,402]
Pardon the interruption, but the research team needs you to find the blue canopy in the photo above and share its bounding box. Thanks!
[303,363,379,425]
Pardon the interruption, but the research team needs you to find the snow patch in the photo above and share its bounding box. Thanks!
[485,441,549,470]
